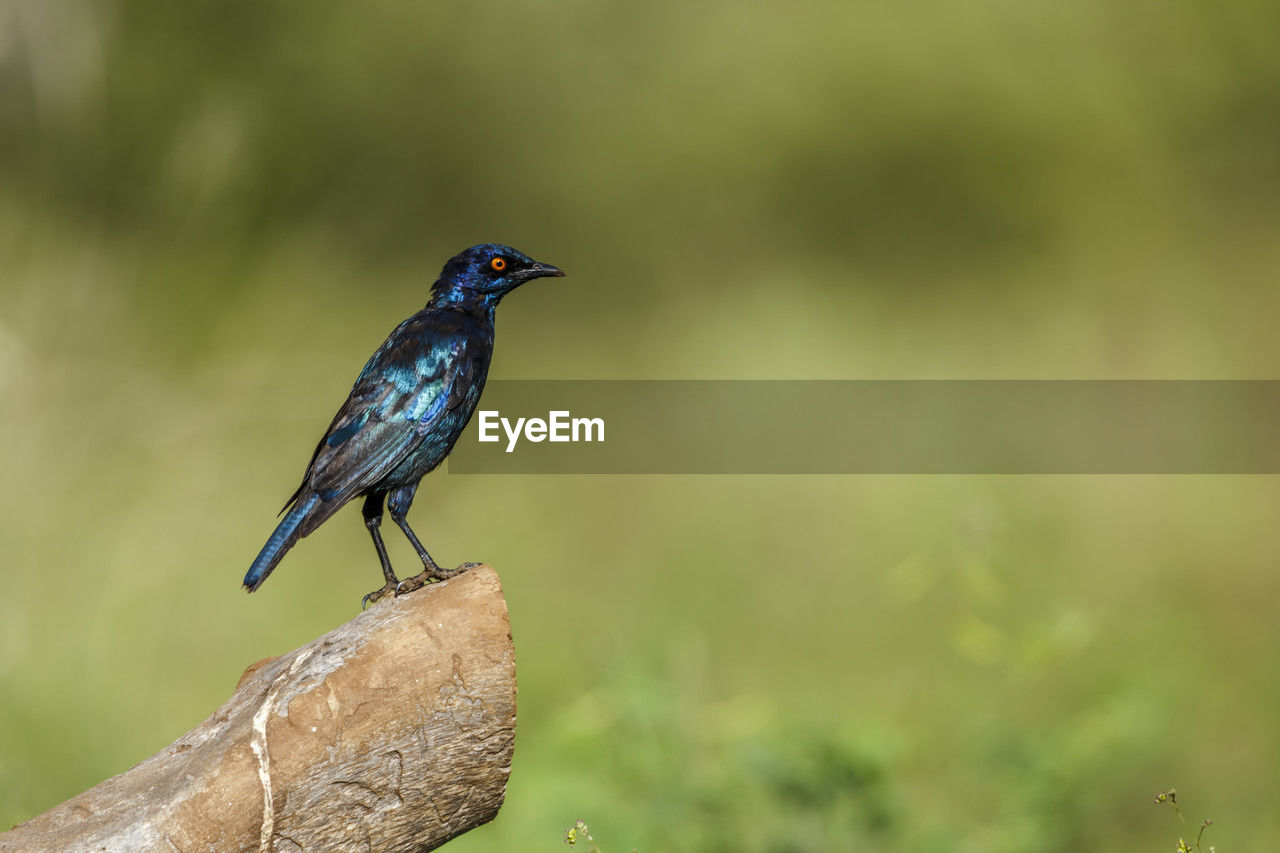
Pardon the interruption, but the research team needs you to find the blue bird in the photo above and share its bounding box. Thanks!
[244,244,564,604]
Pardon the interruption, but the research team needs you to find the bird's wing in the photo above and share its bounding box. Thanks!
[290,320,472,513]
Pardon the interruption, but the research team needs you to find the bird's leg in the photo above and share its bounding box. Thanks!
[388,484,461,592]
[360,492,400,608]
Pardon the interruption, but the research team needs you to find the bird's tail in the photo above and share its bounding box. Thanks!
[244,492,321,592]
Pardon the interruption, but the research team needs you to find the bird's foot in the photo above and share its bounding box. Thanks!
[395,562,476,593]
[427,561,484,581]
[361,581,398,609]
[426,563,465,581]
[394,575,426,596]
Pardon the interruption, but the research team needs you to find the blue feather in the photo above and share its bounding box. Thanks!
[244,493,320,591]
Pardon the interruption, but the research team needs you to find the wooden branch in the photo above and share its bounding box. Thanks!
[0,565,516,852]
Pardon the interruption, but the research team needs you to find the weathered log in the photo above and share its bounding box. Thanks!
[1,565,516,852]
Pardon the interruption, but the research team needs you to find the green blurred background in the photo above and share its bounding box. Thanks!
[2,1,1279,849]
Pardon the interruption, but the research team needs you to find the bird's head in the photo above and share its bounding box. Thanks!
[431,243,565,306]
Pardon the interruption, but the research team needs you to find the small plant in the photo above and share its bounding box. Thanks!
[1154,789,1214,852]
[565,820,602,852]
[564,820,637,852]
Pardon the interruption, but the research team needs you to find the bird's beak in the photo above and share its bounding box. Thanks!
[517,262,566,282]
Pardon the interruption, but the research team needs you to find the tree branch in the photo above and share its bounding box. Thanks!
[1,565,516,852]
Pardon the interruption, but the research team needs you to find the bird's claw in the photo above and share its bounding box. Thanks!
[361,581,398,609]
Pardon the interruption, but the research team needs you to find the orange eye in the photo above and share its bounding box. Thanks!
[491,257,507,272]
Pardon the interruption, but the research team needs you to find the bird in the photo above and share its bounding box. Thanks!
[243,243,564,605]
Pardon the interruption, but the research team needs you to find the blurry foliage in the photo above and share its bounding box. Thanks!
[5,0,1280,284]
[1,0,1279,850]
[547,668,898,850]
